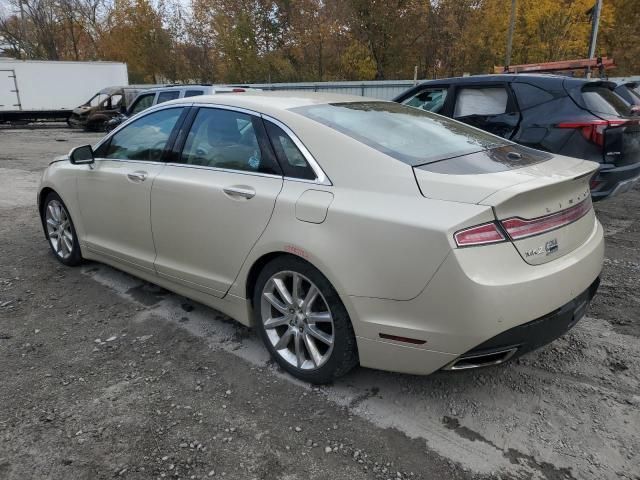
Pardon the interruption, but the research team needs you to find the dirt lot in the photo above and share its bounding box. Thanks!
[0,127,639,480]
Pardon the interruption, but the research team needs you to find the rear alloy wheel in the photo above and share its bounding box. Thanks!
[254,257,358,384]
[43,193,82,266]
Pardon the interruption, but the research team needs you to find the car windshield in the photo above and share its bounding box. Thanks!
[291,102,510,165]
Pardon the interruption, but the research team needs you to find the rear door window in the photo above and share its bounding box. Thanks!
[179,108,280,175]
[454,87,508,117]
[402,88,448,113]
[157,91,181,104]
[184,90,205,98]
[453,86,520,138]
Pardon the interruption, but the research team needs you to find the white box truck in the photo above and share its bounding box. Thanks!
[0,59,128,123]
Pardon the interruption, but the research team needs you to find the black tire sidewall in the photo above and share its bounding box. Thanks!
[253,256,358,384]
[42,192,83,266]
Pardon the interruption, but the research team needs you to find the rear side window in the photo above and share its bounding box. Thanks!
[292,101,509,166]
[264,122,316,180]
[157,91,181,104]
[184,90,205,98]
[581,86,631,116]
[180,108,280,175]
[402,88,447,113]
[454,87,508,118]
[511,83,555,110]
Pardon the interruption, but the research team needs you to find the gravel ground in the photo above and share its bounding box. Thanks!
[0,127,638,480]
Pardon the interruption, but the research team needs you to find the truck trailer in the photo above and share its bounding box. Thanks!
[0,59,128,123]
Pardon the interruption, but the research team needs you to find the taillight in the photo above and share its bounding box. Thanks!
[454,222,506,247]
[558,119,627,147]
[454,197,593,247]
[500,197,592,240]
[232,88,246,93]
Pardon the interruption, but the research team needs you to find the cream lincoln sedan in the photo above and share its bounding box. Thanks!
[38,92,604,383]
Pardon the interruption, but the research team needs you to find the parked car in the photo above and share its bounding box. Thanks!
[38,93,603,383]
[394,74,640,201]
[105,84,250,131]
[68,86,149,131]
[614,81,640,113]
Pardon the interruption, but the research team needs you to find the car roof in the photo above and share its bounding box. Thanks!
[158,91,379,115]
[144,84,233,92]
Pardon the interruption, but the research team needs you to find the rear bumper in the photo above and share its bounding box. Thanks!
[442,277,599,370]
[591,162,640,201]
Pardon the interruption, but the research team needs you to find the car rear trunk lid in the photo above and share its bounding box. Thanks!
[414,147,599,265]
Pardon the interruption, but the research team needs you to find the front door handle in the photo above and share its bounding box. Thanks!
[127,171,147,182]
[223,186,256,199]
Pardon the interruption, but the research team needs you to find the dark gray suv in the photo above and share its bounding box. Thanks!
[394,74,640,201]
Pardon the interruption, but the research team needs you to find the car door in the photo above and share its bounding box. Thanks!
[150,106,284,297]
[452,84,521,139]
[77,106,186,272]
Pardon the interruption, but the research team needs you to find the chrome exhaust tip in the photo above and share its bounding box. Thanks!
[443,347,519,371]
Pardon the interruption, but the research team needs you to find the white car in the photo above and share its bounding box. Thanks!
[38,92,604,383]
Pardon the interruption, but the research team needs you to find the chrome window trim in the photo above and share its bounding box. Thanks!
[164,162,284,180]
[93,101,332,186]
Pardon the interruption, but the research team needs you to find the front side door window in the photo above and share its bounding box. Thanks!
[102,107,183,162]
[453,86,520,138]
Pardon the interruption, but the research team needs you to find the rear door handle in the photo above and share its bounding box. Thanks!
[223,186,256,199]
[127,171,147,182]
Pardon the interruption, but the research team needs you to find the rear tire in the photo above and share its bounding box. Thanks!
[253,256,358,384]
[42,192,83,266]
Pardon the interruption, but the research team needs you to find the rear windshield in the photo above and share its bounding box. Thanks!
[582,86,632,116]
[291,102,510,165]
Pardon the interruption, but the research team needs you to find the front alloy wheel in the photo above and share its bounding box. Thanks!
[42,192,82,266]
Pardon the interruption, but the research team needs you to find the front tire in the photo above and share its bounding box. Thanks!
[253,256,358,384]
[42,192,82,266]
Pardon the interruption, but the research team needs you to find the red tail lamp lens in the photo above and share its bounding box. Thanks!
[501,198,592,240]
[454,222,506,247]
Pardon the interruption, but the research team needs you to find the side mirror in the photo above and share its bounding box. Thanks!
[69,145,95,165]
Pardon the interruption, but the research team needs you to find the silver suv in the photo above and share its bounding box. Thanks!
[106,85,250,131]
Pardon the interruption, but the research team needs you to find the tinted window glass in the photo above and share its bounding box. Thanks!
[511,83,555,110]
[454,87,508,117]
[402,88,447,113]
[582,86,631,116]
[293,102,509,166]
[130,93,155,115]
[181,108,279,174]
[157,91,181,104]
[184,90,205,98]
[104,108,183,161]
[264,122,316,180]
